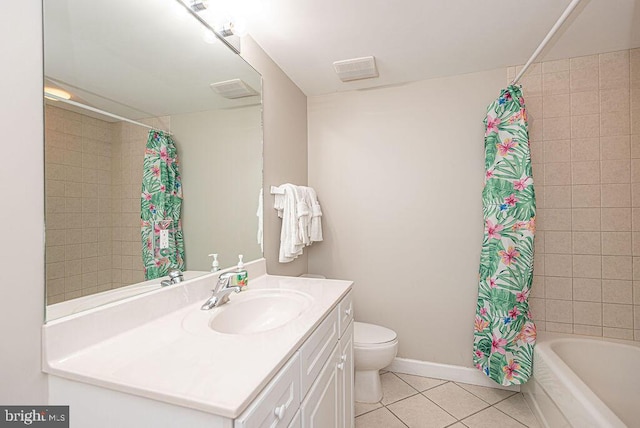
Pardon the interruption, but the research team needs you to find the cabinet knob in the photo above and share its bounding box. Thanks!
[337,362,344,371]
[345,307,352,316]
[340,354,347,363]
[274,404,286,420]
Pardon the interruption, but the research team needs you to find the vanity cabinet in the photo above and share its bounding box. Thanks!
[235,292,353,428]
[301,321,353,428]
[338,322,354,428]
[44,269,353,428]
[338,292,354,428]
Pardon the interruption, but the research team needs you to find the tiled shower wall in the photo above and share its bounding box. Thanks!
[45,106,114,303]
[110,121,148,290]
[44,106,158,303]
[509,48,640,341]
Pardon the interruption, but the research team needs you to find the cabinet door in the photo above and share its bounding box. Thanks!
[338,292,353,337]
[300,308,339,400]
[235,353,300,428]
[287,410,301,428]
[301,345,340,428]
[338,321,354,428]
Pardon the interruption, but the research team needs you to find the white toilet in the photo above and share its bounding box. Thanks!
[353,321,398,403]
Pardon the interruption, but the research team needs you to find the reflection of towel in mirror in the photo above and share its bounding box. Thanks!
[273,184,323,263]
[257,188,263,252]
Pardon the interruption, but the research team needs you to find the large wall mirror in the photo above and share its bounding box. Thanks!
[44,0,263,320]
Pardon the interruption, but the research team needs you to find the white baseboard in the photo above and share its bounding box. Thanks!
[385,357,520,392]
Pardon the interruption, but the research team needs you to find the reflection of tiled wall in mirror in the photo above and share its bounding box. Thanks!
[509,48,640,342]
[44,105,164,304]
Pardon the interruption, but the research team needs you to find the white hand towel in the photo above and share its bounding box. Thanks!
[276,184,303,262]
[273,184,323,263]
[306,187,323,242]
[295,186,311,246]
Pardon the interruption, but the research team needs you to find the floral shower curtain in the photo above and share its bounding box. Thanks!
[140,130,185,280]
[473,85,536,386]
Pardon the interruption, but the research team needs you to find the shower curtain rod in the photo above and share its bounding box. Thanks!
[511,0,582,85]
[44,92,172,135]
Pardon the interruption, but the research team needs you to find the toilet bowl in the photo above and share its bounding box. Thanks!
[353,321,398,403]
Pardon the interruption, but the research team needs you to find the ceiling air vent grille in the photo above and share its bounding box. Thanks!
[333,56,379,82]
[209,79,258,99]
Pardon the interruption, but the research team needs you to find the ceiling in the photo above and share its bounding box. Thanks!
[44,0,640,113]
[240,0,640,96]
[44,0,261,120]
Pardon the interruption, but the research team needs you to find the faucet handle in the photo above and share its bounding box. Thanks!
[168,269,183,279]
[213,272,234,292]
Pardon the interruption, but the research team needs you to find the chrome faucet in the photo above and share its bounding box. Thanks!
[201,272,241,310]
[160,269,184,287]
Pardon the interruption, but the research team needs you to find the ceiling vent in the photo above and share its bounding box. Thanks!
[209,79,258,99]
[333,56,379,82]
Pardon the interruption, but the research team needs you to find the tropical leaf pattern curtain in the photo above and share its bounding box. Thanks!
[473,85,536,386]
[140,130,185,280]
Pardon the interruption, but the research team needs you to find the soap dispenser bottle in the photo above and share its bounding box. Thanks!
[208,253,220,272]
[233,254,248,290]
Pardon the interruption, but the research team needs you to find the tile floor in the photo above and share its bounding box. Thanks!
[355,372,540,428]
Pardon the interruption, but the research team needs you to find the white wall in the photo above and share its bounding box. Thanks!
[0,8,307,403]
[241,36,309,276]
[0,1,48,402]
[173,106,263,271]
[0,0,504,401]
[307,69,506,367]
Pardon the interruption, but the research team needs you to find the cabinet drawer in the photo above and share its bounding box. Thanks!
[235,353,301,428]
[338,292,353,338]
[299,307,339,399]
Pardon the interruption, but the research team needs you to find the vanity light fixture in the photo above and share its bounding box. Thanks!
[189,0,207,12]
[215,21,235,37]
[210,79,258,99]
[44,87,71,101]
[214,19,247,37]
[333,56,379,82]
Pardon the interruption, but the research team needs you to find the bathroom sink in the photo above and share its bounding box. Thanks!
[182,289,314,335]
[209,289,313,334]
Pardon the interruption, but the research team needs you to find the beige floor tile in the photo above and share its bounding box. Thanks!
[462,407,526,428]
[423,382,489,420]
[445,424,466,428]
[355,401,382,417]
[355,407,406,428]
[494,394,541,428]
[456,382,516,405]
[387,394,456,428]
[395,373,447,392]
[380,372,419,405]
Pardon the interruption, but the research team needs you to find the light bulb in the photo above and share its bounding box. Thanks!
[231,18,248,37]
[44,87,71,100]
[202,28,217,44]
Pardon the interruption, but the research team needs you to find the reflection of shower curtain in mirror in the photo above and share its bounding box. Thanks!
[140,130,185,280]
[473,85,536,386]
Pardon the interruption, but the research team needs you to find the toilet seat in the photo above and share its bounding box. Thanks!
[354,322,397,347]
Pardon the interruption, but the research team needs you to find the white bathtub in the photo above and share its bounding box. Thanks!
[523,333,640,427]
[47,271,208,320]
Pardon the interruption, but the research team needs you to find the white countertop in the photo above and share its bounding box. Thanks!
[43,264,352,419]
